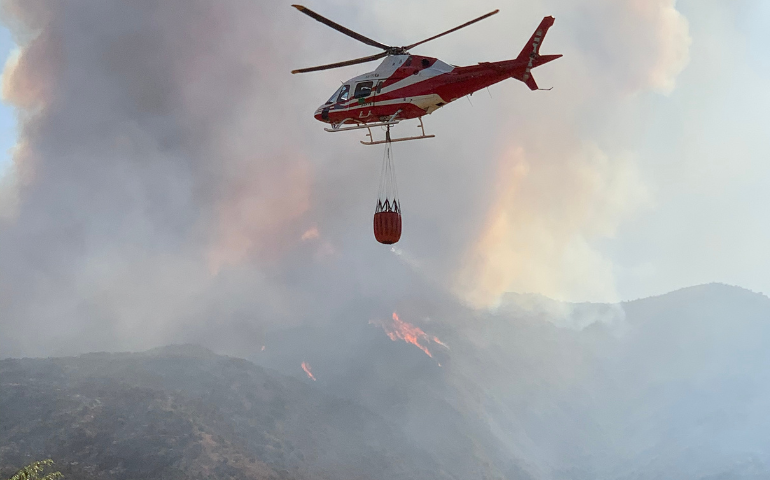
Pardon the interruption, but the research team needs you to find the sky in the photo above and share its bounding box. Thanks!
[604,0,770,300]
[0,24,15,175]
[0,0,768,357]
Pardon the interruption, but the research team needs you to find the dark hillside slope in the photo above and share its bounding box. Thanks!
[0,345,451,480]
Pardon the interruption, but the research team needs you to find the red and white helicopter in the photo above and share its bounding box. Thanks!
[292,5,561,145]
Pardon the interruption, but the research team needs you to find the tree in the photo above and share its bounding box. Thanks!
[7,460,63,480]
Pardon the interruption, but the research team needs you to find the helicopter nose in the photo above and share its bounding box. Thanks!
[314,106,330,123]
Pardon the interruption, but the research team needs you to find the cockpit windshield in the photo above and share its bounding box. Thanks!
[325,85,352,104]
[326,86,343,104]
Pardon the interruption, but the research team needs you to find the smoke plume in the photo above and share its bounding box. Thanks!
[0,0,690,356]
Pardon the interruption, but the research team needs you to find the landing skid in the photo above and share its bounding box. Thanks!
[360,117,435,146]
[323,111,436,145]
[324,119,400,133]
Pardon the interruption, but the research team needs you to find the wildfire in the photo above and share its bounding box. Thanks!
[301,361,316,381]
[431,337,450,349]
[370,313,447,359]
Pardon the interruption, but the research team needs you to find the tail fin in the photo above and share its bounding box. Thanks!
[514,16,561,90]
[517,16,556,61]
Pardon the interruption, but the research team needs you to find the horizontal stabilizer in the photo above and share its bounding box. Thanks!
[534,54,562,67]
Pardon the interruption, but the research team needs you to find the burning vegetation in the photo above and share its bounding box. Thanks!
[301,361,316,381]
[369,313,447,359]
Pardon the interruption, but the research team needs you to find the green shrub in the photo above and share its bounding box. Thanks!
[7,460,63,480]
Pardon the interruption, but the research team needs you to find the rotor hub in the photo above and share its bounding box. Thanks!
[389,47,410,56]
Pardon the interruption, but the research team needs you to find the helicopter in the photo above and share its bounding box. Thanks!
[292,5,561,145]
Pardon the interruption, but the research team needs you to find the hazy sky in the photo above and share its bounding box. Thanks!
[0,25,15,175]
[0,0,768,356]
[604,0,770,300]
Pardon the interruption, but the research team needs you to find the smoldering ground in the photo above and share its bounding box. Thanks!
[0,0,690,357]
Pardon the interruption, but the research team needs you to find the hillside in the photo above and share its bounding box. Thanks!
[2,284,770,480]
[255,283,770,480]
[0,345,452,480]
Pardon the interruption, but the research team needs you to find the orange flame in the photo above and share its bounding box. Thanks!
[370,313,447,359]
[301,361,316,381]
[432,337,450,349]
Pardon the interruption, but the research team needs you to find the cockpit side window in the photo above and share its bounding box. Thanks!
[354,81,374,98]
[337,84,351,103]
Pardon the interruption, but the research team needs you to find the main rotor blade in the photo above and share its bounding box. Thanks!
[292,51,389,74]
[292,5,391,51]
[402,9,500,50]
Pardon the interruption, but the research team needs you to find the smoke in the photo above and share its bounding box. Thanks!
[456,144,651,307]
[449,0,688,306]
[0,0,320,356]
[0,0,690,357]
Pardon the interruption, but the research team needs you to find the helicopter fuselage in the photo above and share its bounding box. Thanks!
[314,52,560,126]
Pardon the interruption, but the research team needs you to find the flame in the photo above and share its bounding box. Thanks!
[432,337,450,349]
[301,361,316,381]
[370,313,447,359]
